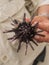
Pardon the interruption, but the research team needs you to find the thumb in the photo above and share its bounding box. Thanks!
[34,31,49,42]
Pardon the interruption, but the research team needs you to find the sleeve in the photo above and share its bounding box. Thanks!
[38,0,49,7]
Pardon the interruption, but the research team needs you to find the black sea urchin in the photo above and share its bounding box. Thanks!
[3,13,45,55]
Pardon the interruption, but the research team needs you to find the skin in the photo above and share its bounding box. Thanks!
[32,5,49,42]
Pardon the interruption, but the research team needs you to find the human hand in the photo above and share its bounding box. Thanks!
[31,16,49,42]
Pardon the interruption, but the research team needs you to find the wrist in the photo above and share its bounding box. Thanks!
[38,5,49,19]
[38,13,49,19]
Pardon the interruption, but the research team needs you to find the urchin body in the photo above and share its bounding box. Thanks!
[4,13,45,55]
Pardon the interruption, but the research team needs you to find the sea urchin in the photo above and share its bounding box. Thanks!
[3,13,45,55]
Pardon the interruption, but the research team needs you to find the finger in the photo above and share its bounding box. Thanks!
[32,18,49,32]
[38,21,49,32]
[32,16,41,23]
[25,18,30,22]
[34,31,49,42]
[32,16,48,23]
